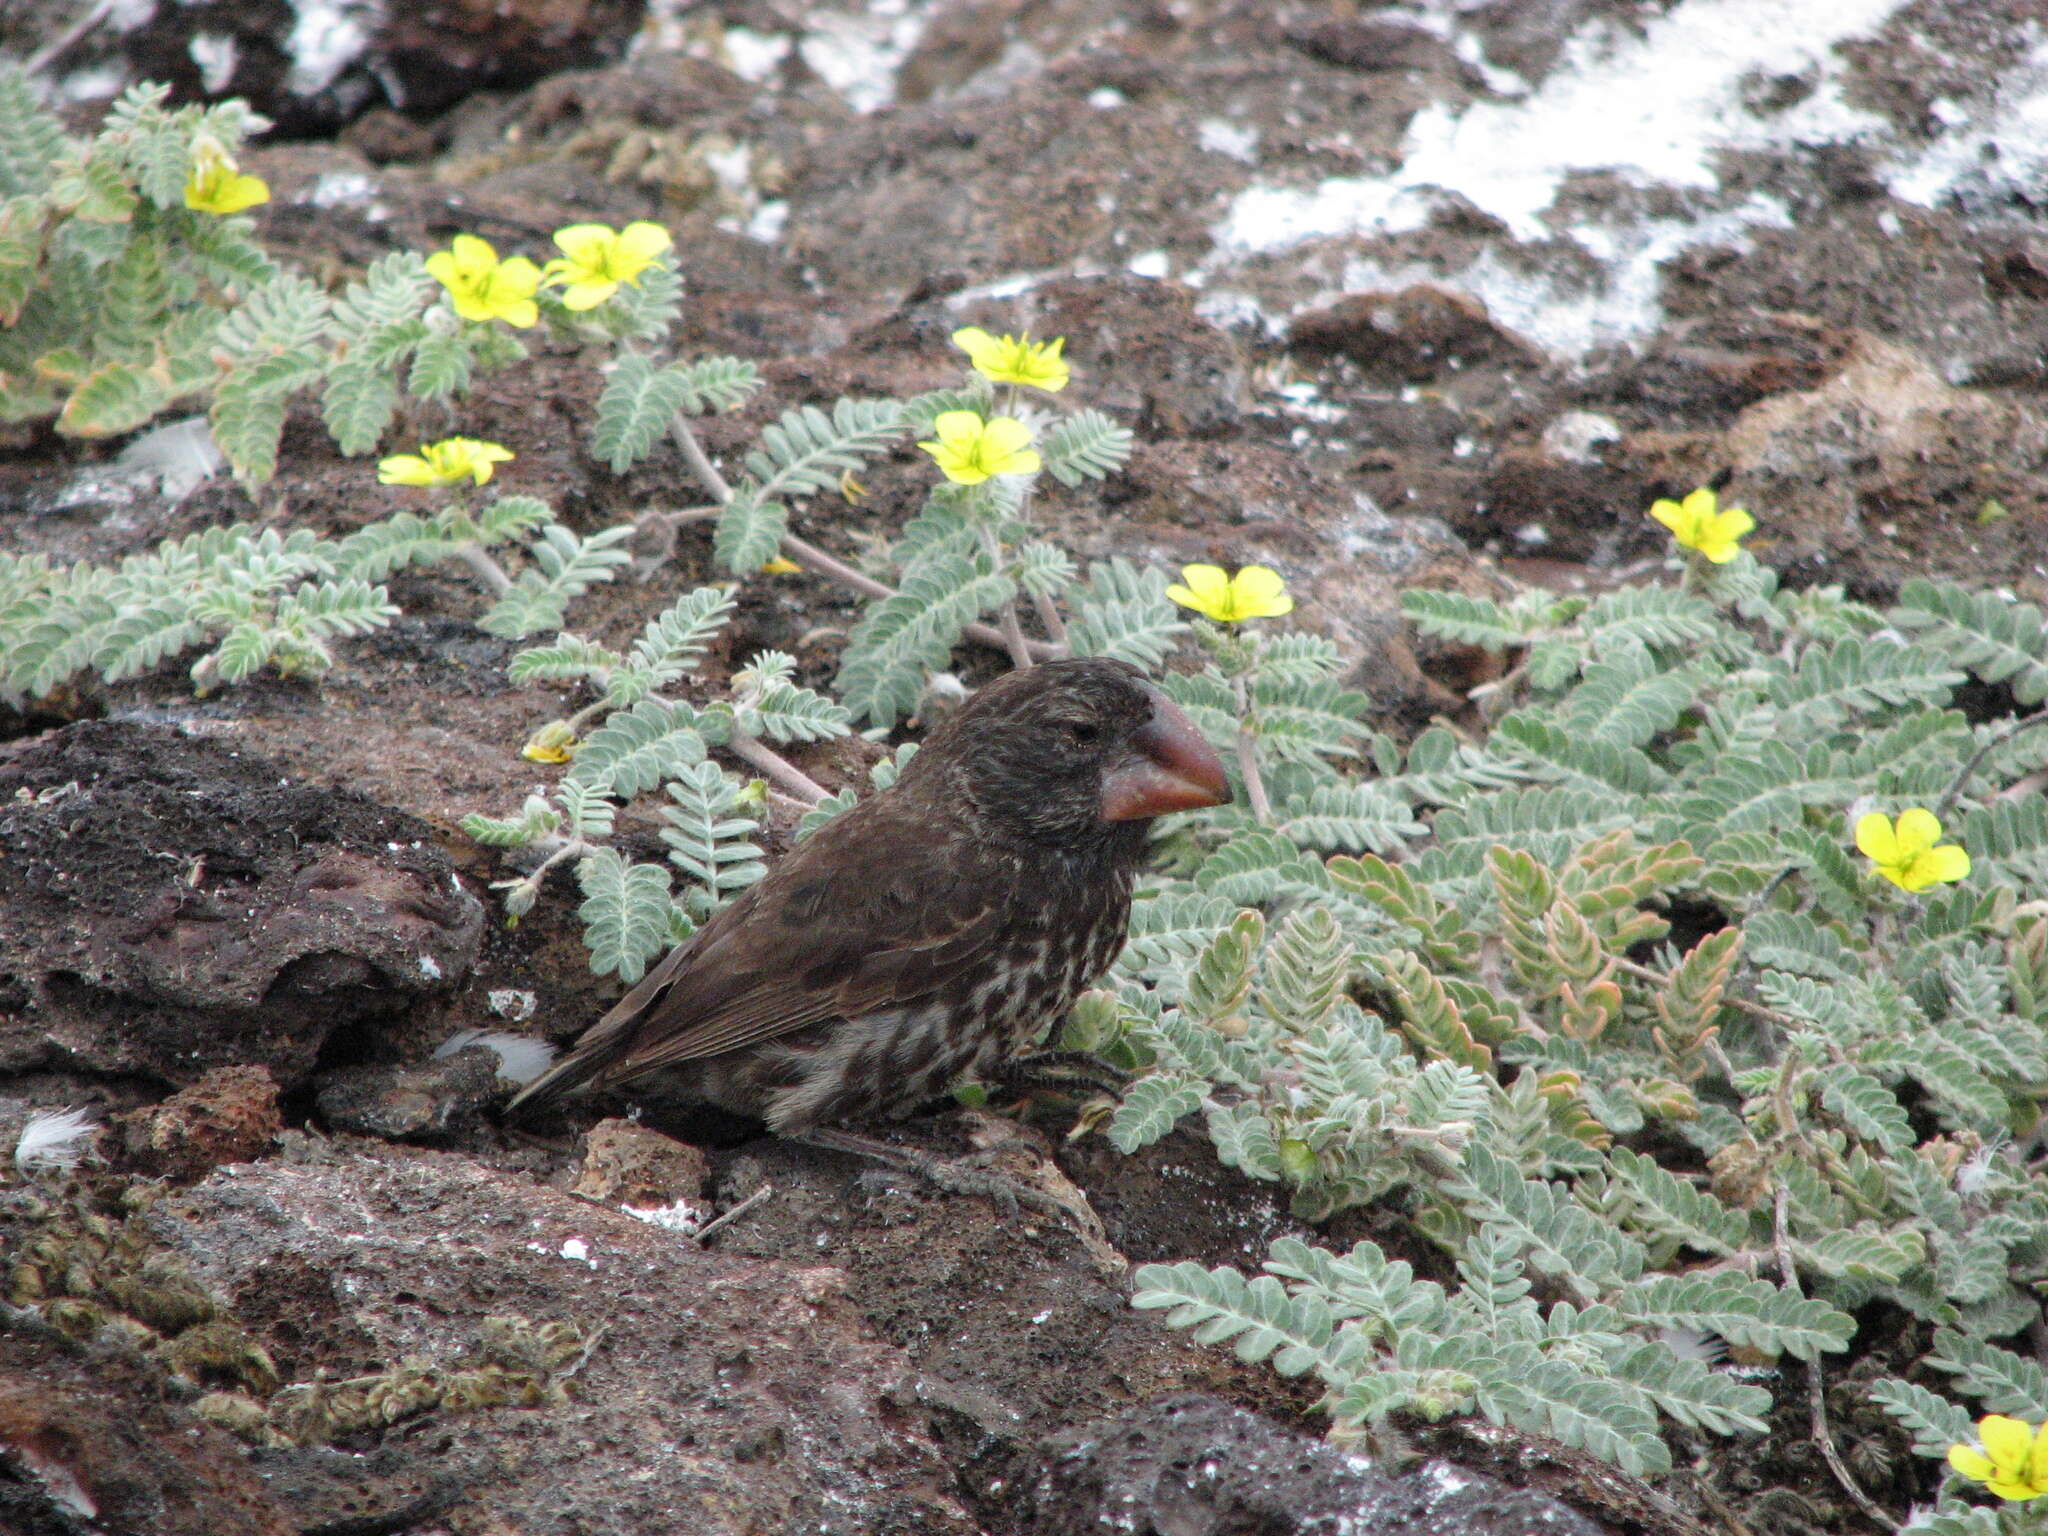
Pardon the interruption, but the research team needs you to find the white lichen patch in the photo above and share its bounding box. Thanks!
[622,1200,708,1235]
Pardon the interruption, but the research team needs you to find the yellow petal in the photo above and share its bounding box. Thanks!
[981,415,1035,458]
[1951,1444,1997,1481]
[1854,812,1899,864]
[558,282,618,311]
[551,224,614,266]
[1649,499,1687,537]
[1680,487,1719,521]
[2027,1422,2048,1493]
[932,410,985,446]
[1179,565,1230,606]
[494,256,543,295]
[1988,1475,2047,1501]
[1027,339,1070,390]
[1981,1417,2035,1471]
[1920,844,1971,886]
[1231,565,1291,617]
[1893,808,1943,856]
[952,326,998,361]
[495,296,539,328]
[187,168,268,214]
[448,235,498,276]
[616,221,672,262]
[759,556,802,575]
[377,455,433,486]
[1715,506,1756,540]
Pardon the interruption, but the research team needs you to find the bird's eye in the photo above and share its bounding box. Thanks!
[1065,720,1101,745]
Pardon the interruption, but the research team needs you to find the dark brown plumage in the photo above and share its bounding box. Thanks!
[509,658,1229,1133]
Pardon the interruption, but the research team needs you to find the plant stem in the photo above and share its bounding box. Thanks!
[25,0,113,76]
[1613,956,1799,1032]
[981,524,1034,669]
[1231,675,1272,825]
[727,726,829,804]
[1031,588,1069,648]
[778,529,896,600]
[668,412,1061,662]
[670,416,735,503]
[453,542,513,597]
[1773,1184,1898,1533]
[1936,708,2048,818]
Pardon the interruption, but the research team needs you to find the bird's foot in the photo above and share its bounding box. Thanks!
[794,1126,1069,1219]
[980,1049,1131,1101]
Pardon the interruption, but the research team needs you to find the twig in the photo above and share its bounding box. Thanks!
[726,727,829,804]
[25,0,114,76]
[1773,1183,1898,1532]
[1936,708,2048,819]
[694,1183,773,1243]
[557,1323,608,1382]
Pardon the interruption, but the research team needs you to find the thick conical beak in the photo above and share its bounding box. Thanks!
[1100,686,1231,821]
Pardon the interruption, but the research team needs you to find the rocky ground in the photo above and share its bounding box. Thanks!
[3,1,2046,1531]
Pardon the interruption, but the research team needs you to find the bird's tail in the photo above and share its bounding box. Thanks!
[503,1040,618,1119]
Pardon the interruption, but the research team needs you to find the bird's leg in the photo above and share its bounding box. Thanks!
[792,1127,1068,1218]
[980,1050,1131,1101]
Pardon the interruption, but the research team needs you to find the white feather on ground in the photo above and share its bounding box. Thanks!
[13,1107,100,1175]
[434,1030,557,1086]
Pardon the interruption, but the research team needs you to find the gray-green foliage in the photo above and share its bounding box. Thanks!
[0,74,729,486]
[1104,559,2048,1495]
[0,492,627,700]
[458,584,852,981]
[0,74,276,442]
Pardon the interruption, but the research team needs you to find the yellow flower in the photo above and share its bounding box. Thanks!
[758,556,802,575]
[1649,487,1754,564]
[917,410,1041,485]
[1856,807,1971,892]
[1166,564,1294,624]
[423,236,540,329]
[183,150,268,215]
[1949,1415,2048,1501]
[951,327,1070,392]
[542,221,673,311]
[522,721,579,764]
[378,437,515,488]
[425,235,542,328]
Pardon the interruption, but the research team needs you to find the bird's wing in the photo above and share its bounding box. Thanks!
[574,795,1018,1086]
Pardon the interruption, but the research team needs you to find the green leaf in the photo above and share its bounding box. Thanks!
[1110,1075,1207,1152]
[58,359,168,437]
[1131,1261,1335,1377]
[576,848,675,983]
[571,698,710,798]
[1041,407,1133,486]
[711,488,790,575]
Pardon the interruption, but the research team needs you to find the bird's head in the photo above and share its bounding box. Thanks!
[915,658,1230,847]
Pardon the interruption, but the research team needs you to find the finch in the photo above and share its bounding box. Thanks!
[508,658,1228,1132]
